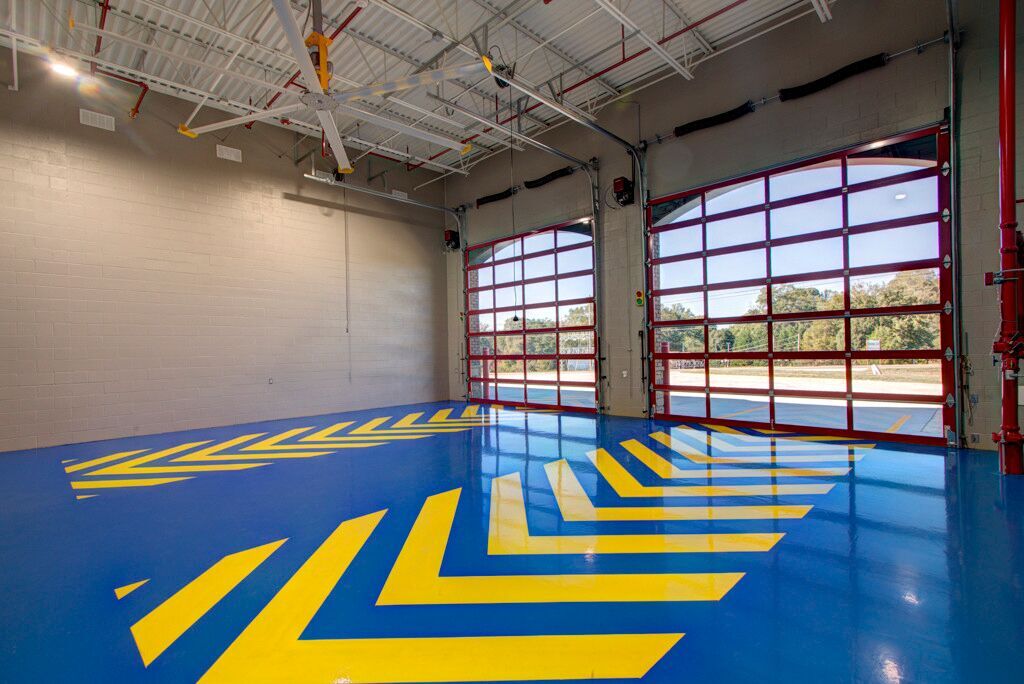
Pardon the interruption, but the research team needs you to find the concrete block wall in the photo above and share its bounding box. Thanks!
[0,56,449,452]
[446,0,1015,444]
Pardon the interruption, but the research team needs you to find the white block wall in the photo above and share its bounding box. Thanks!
[0,57,449,451]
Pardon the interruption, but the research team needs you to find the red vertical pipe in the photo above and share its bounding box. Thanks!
[996,0,1023,474]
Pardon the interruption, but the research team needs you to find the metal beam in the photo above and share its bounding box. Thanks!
[426,93,588,167]
[303,172,460,218]
[809,0,833,22]
[592,0,694,80]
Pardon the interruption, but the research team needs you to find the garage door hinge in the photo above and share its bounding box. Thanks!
[946,393,955,407]
[945,347,954,361]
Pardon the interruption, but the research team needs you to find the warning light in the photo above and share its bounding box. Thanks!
[635,290,644,307]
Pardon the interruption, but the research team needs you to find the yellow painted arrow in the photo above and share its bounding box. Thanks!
[621,440,851,479]
[199,510,682,683]
[651,431,865,464]
[489,472,785,554]
[83,442,271,476]
[587,448,835,498]
[545,459,813,522]
[378,487,744,605]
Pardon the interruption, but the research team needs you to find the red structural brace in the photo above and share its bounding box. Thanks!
[993,0,1023,474]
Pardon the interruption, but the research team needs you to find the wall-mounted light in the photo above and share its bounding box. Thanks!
[50,61,78,78]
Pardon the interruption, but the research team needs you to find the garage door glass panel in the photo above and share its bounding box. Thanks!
[707,249,766,284]
[466,219,598,412]
[654,225,703,258]
[648,128,952,444]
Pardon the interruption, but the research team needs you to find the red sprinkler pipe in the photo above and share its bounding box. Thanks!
[408,0,751,170]
[994,0,1023,474]
[90,0,148,118]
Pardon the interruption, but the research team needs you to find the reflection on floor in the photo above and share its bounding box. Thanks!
[1,402,1021,682]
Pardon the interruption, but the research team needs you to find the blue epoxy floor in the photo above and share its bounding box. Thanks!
[0,401,1022,683]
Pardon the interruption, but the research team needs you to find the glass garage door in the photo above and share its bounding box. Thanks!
[647,127,953,444]
[465,218,598,412]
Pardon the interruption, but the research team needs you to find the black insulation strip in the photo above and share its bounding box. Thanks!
[778,53,888,102]
[673,101,755,139]
[523,166,575,189]
[476,187,516,208]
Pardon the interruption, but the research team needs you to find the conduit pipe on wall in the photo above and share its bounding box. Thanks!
[993,0,1023,474]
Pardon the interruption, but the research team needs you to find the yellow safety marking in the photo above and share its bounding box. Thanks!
[172,434,332,463]
[239,427,378,451]
[300,422,355,440]
[545,460,813,521]
[461,405,480,418]
[621,440,851,479]
[489,472,784,554]
[75,494,98,500]
[697,427,861,447]
[200,510,680,683]
[71,477,194,489]
[677,427,864,453]
[61,458,76,464]
[701,423,745,434]
[65,450,147,474]
[379,487,743,605]
[86,442,271,475]
[652,432,865,464]
[754,428,859,442]
[131,538,286,667]
[348,417,455,438]
[391,413,477,431]
[587,449,835,498]
[115,579,149,600]
[886,415,911,433]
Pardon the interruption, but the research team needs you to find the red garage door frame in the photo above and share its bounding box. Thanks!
[465,217,599,413]
[646,125,954,446]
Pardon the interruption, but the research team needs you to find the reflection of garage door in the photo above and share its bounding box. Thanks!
[465,218,598,412]
[646,126,953,445]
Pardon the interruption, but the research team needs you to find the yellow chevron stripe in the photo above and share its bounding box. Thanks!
[64,449,148,473]
[199,510,681,683]
[651,432,865,464]
[114,579,149,600]
[488,472,785,554]
[132,538,286,666]
[347,417,444,439]
[173,434,333,462]
[84,443,270,476]
[71,477,193,489]
[587,449,835,498]
[621,440,851,479]
[240,428,380,448]
[677,427,866,453]
[545,459,813,522]
[378,487,743,604]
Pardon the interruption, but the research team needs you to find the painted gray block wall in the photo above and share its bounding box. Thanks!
[444,1,988,429]
[0,56,449,452]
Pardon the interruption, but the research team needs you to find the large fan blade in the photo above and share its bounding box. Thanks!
[316,110,354,174]
[180,103,304,137]
[335,104,471,155]
[333,59,491,103]
[271,0,352,172]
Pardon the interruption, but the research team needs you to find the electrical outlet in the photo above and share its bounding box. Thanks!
[621,370,628,378]
[268,378,274,385]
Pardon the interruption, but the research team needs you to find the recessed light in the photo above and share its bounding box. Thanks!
[51,62,78,78]
[894,192,908,201]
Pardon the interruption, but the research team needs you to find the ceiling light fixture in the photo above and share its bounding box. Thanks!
[894,192,908,201]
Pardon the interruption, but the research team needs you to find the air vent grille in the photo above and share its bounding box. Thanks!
[79,109,115,132]
[216,145,242,163]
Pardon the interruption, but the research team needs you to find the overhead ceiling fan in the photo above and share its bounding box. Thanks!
[177,0,494,174]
